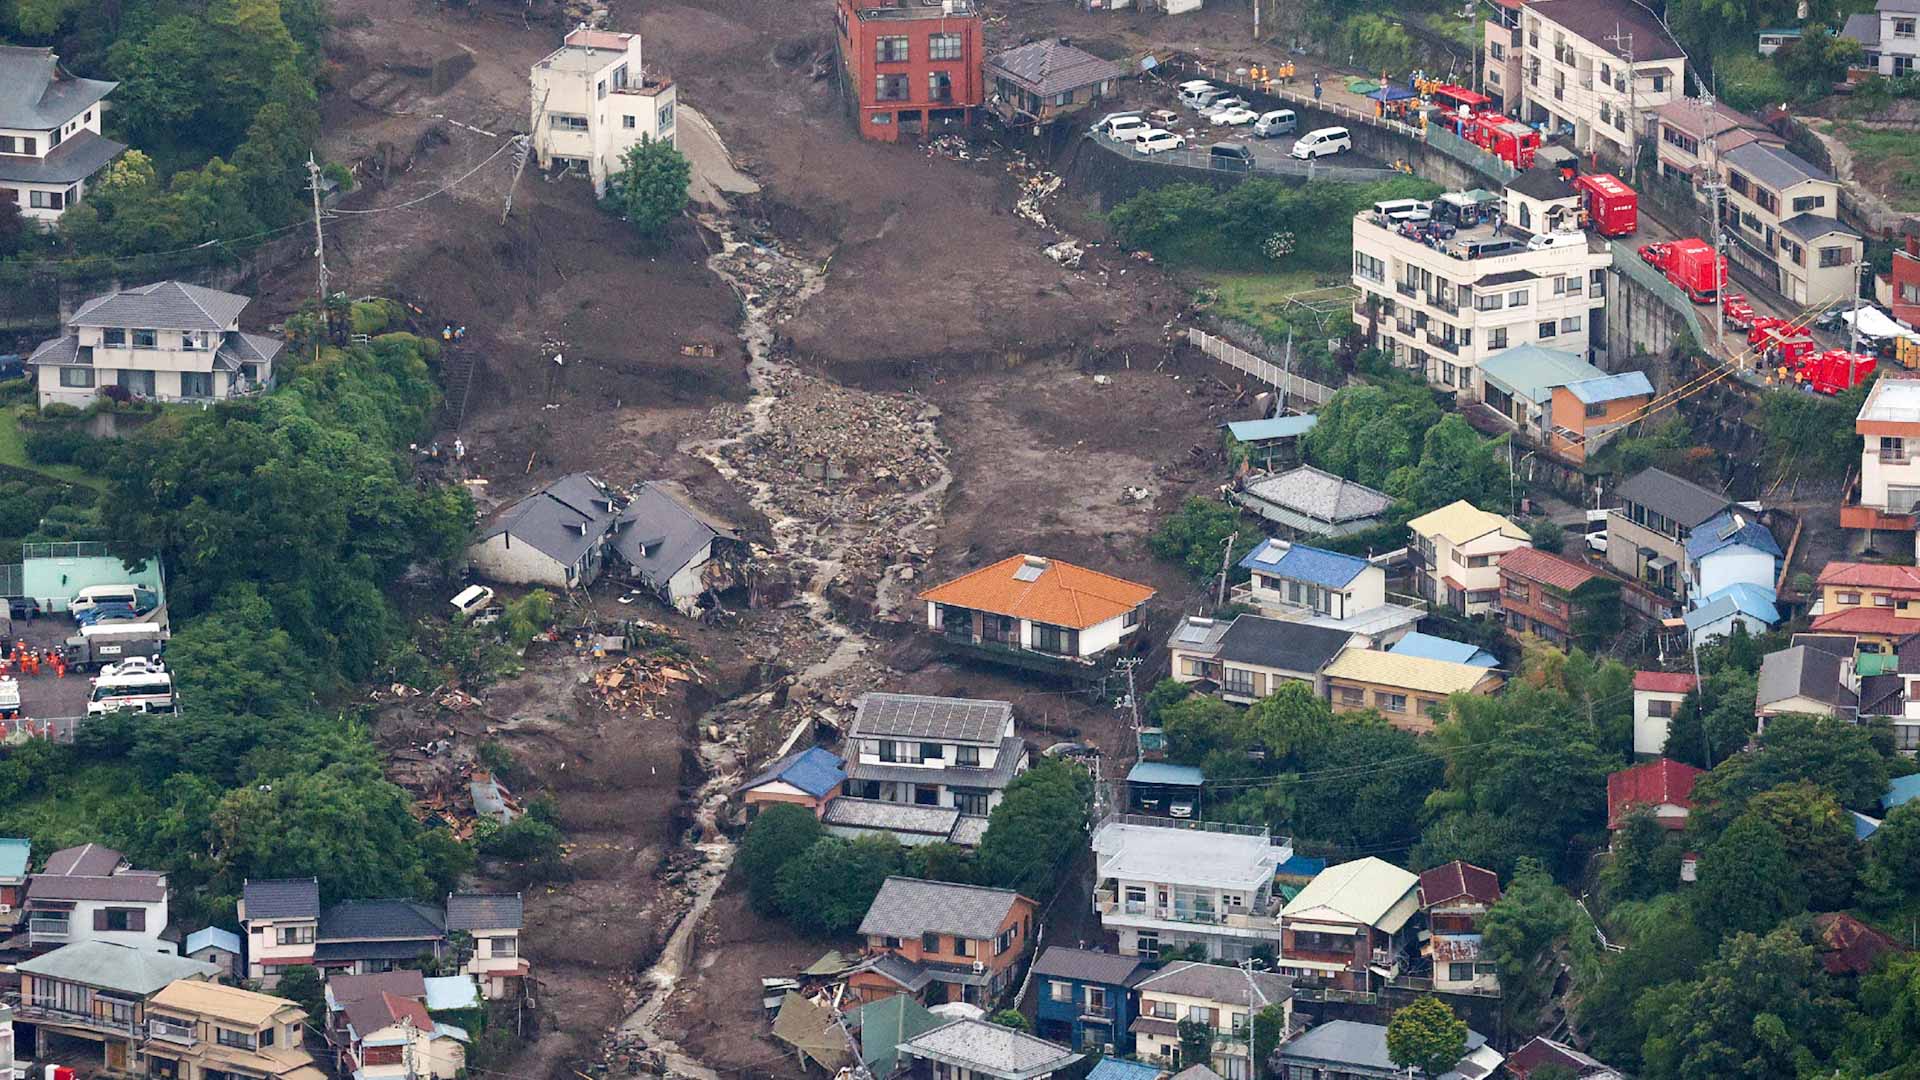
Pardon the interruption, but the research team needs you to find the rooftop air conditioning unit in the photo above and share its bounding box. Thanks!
[972,960,986,974]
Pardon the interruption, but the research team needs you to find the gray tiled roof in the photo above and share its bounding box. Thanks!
[825,797,962,836]
[858,951,934,992]
[1880,0,1920,13]
[16,941,216,996]
[1133,960,1292,1006]
[1241,466,1392,525]
[319,899,447,941]
[986,39,1128,98]
[900,1018,1081,1080]
[446,893,523,931]
[1757,645,1858,711]
[243,878,320,921]
[476,472,621,568]
[610,481,739,588]
[1723,140,1832,189]
[1276,1020,1489,1077]
[846,736,1027,790]
[43,843,122,877]
[0,46,116,130]
[1528,0,1685,60]
[27,334,79,365]
[215,331,284,372]
[315,939,438,963]
[1029,947,1144,987]
[852,692,1013,745]
[70,280,251,332]
[0,130,124,185]
[1613,467,1729,529]
[1779,212,1861,242]
[1844,11,1882,45]
[858,876,1026,940]
[27,873,166,903]
[1216,615,1350,673]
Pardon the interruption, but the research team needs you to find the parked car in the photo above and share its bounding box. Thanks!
[6,597,39,621]
[1147,108,1182,128]
[1210,107,1259,126]
[1290,126,1353,159]
[1093,112,1147,140]
[1135,130,1187,155]
[0,354,23,381]
[1209,143,1254,169]
[1204,95,1249,114]
[1184,87,1226,110]
[1253,109,1297,138]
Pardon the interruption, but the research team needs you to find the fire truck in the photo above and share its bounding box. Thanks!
[1570,173,1638,237]
[1640,239,1727,303]
[1456,113,1541,170]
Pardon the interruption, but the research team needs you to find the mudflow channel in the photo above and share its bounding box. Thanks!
[614,213,952,1078]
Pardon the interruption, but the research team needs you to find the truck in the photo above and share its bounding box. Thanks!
[1458,113,1540,170]
[1571,173,1638,237]
[1641,238,1727,303]
[1798,350,1877,395]
[0,675,16,719]
[64,621,166,671]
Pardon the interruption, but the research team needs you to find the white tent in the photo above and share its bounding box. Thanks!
[1841,306,1920,343]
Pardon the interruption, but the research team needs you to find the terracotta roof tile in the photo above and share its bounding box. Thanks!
[1633,671,1698,694]
[1606,758,1703,829]
[1417,860,1502,908]
[1811,912,1906,977]
[1498,547,1603,593]
[1816,562,1920,589]
[1810,606,1920,637]
[917,555,1155,630]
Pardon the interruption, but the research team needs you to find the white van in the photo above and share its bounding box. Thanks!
[88,669,175,716]
[1186,87,1229,111]
[1290,127,1353,159]
[69,583,150,615]
[1177,79,1215,94]
[1106,116,1152,142]
[1372,198,1431,224]
[1527,230,1586,250]
[1253,109,1297,138]
[1093,111,1144,136]
[1178,82,1217,107]
[451,584,497,617]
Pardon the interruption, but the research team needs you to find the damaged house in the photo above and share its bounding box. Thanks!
[609,481,749,615]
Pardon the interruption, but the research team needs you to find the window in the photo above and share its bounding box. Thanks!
[29,189,64,210]
[1338,686,1366,707]
[1489,327,1508,350]
[871,112,892,125]
[1223,667,1255,696]
[181,371,213,399]
[1651,74,1666,92]
[1354,252,1385,283]
[276,925,315,945]
[132,328,157,349]
[1123,607,1140,628]
[922,931,940,952]
[1561,315,1583,333]
[920,742,944,761]
[1895,722,1920,753]
[622,115,636,129]
[1450,962,1476,982]
[1508,288,1529,306]
[1491,42,1505,60]
[1187,1005,1210,1024]
[1897,16,1917,38]
[929,71,954,102]
[1376,691,1408,713]
[0,135,34,154]
[929,32,962,60]
[1050,982,1073,1003]
[954,789,990,817]
[1820,246,1852,268]
[1030,623,1078,655]
[59,367,94,388]
[216,1028,256,1051]
[100,908,140,931]
[882,935,902,949]
[1792,194,1826,213]
[876,36,910,62]
[1781,238,1804,265]
[1467,555,1493,568]
[1884,436,1908,463]
[491,936,518,957]
[659,102,674,131]
[955,744,980,766]
[1876,594,1895,607]
[1475,292,1503,311]
[47,126,61,149]
[549,114,589,131]
[953,936,974,956]
[1137,933,1160,960]
[1505,581,1531,603]
[875,74,911,101]
[596,79,607,100]
[997,925,1017,954]
[1538,320,1558,339]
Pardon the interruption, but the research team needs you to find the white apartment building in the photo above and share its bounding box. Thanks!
[1350,178,1612,396]
[530,27,677,197]
[1847,378,1920,550]
[1407,500,1530,615]
[1843,0,1920,76]
[0,46,121,223]
[1091,815,1291,962]
[26,281,281,407]
[21,845,171,953]
[1517,0,1686,162]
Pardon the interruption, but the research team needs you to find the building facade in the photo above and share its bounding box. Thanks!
[1717,141,1863,306]
[1130,962,1293,1080]
[1632,670,1697,755]
[1408,501,1530,615]
[1321,650,1503,733]
[1497,545,1617,645]
[446,893,526,1000]
[23,844,170,954]
[1029,947,1144,1055]
[1416,861,1503,995]
[530,28,676,196]
[1276,858,1421,992]
[1166,614,1351,704]
[239,878,321,987]
[1091,816,1290,961]
[835,0,984,142]
[142,980,327,1080]
[917,555,1154,672]
[1481,0,1525,113]
[13,942,219,1075]
[1606,467,1733,602]
[27,281,282,408]
[852,877,1036,1007]
[1842,0,1920,76]
[1653,98,1784,193]
[1845,378,1920,540]
[1515,0,1685,162]
[0,46,122,223]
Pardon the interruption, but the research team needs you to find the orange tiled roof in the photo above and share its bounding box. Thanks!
[917,555,1156,630]
[1817,562,1920,589]
[1811,606,1920,636]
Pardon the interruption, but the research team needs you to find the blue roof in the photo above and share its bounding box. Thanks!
[1225,416,1318,442]
[1852,811,1883,841]
[1277,853,1328,878]
[185,927,240,956]
[741,746,846,799]
[1479,345,1607,404]
[1684,583,1780,632]
[1238,539,1370,588]
[1128,762,1205,787]
[1884,774,1920,812]
[1684,510,1782,561]
[1088,1061,1164,1080]
[0,838,28,879]
[1563,371,1654,404]
[1389,632,1499,668]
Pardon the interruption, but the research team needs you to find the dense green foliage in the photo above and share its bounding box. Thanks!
[1303,382,1443,492]
[607,137,692,241]
[1148,498,1260,585]
[1108,177,1441,271]
[1386,997,1468,1079]
[774,834,910,936]
[1757,379,1872,479]
[975,758,1094,898]
[738,804,826,915]
[1482,859,1584,1027]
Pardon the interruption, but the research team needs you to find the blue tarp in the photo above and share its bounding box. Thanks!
[1389,632,1500,668]
[1366,85,1417,102]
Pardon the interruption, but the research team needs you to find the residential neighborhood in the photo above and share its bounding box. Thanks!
[3,0,1920,1078]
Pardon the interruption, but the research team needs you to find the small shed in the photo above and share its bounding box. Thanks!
[184,926,242,981]
[1223,415,1317,471]
[1126,761,1204,816]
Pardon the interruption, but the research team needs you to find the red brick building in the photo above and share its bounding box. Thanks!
[834,0,984,142]
[1889,235,1920,328]
[1496,547,1615,647]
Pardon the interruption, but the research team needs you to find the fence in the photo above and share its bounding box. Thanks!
[1425,125,1518,186]
[20,541,114,560]
[1092,133,1402,183]
[1174,61,1427,142]
[1187,328,1340,405]
[0,564,19,596]
[1606,239,1716,355]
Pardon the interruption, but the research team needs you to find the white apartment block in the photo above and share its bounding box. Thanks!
[26,281,281,407]
[531,27,677,197]
[1517,0,1685,163]
[0,46,121,224]
[1843,0,1920,76]
[1091,815,1292,962]
[1350,179,1612,396]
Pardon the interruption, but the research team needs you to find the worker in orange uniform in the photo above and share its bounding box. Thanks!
[50,650,65,678]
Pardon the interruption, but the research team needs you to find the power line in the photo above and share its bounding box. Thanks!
[331,138,519,216]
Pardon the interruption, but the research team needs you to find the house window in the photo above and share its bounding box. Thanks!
[1839,591,1862,605]
[1876,594,1895,607]
[1508,288,1529,305]
[659,102,675,131]
[1647,698,1677,718]
[1050,982,1073,1003]
[955,744,980,766]
[622,115,636,129]
[882,935,902,949]
[876,36,910,62]
[549,114,589,131]
[277,925,315,945]
[997,926,1017,954]
[1124,608,1140,628]
[1030,623,1078,655]
[1820,247,1851,268]
[216,1028,255,1051]
[922,932,940,953]
[1449,962,1475,981]
[103,328,125,346]
[118,370,156,397]
[929,33,962,60]
[953,936,974,956]
[928,71,955,101]
[1651,74,1666,92]
[1489,327,1508,350]
[491,936,518,957]
[132,329,157,349]
[596,79,607,100]
[1338,686,1366,707]
[1561,315,1583,333]
[1376,691,1408,713]
[1538,320,1557,339]
[29,190,64,210]
[875,74,911,101]
[1223,667,1255,696]
[1781,238,1804,265]
[1896,16,1917,38]
[59,367,94,388]
[1792,195,1826,213]
[181,371,213,399]
[921,742,944,761]
[1894,722,1919,752]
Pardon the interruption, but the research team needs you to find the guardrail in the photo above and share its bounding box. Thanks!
[1092,133,1403,183]
[1187,328,1340,406]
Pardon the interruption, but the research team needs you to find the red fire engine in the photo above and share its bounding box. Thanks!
[1570,173,1637,237]
[1640,239,1727,304]
[1456,113,1540,170]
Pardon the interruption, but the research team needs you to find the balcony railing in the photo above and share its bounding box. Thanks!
[9,1002,141,1037]
[1094,892,1280,930]
[1081,1005,1115,1021]
[1394,281,1418,299]
[29,918,70,940]
[1431,293,1460,316]
[1429,335,1462,356]
[147,1019,197,1045]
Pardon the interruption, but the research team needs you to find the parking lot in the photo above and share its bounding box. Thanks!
[1090,87,1397,180]
[1,614,96,737]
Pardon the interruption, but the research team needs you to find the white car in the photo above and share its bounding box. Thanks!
[1134,130,1186,155]
[1586,531,1609,555]
[1092,111,1144,138]
[1205,95,1249,114]
[1210,107,1259,126]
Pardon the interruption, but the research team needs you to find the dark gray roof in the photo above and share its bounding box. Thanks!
[0,47,116,129]
[1723,140,1832,189]
[986,39,1128,98]
[852,693,1013,745]
[1474,269,1538,287]
[1276,1020,1489,1077]
[858,952,934,992]
[315,939,439,963]
[1216,615,1350,672]
[243,878,320,921]
[1757,645,1858,711]
[858,877,1027,940]
[1528,0,1685,60]
[71,280,251,332]
[43,843,123,877]
[1506,168,1574,202]
[0,130,124,185]
[1030,947,1145,987]
[15,941,216,997]
[1779,212,1861,242]
[1859,673,1903,717]
[446,893,522,931]
[27,873,166,903]
[1133,960,1292,1006]
[1880,0,1920,14]
[216,331,284,371]
[824,797,962,837]
[610,481,738,587]
[28,334,80,366]
[846,736,1027,790]
[319,899,447,941]
[477,472,620,567]
[1792,633,1857,658]
[1844,11,1882,46]
[1614,467,1730,528]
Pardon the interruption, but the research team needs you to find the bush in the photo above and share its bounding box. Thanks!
[477,816,562,861]
[1529,520,1565,554]
[738,804,825,915]
[1149,498,1259,583]
[38,402,83,418]
[1716,53,1792,113]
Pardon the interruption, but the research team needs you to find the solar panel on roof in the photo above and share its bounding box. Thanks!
[1177,625,1211,643]
[1012,563,1045,582]
[1255,544,1284,563]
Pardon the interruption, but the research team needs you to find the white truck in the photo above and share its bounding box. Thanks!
[0,675,17,719]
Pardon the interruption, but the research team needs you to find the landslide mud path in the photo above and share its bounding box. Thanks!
[615,211,953,1078]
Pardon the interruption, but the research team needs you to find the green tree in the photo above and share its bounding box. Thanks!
[1410,810,1538,882]
[1742,782,1860,910]
[1772,24,1864,103]
[1864,801,1920,901]
[1304,383,1442,490]
[609,137,691,240]
[1148,498,1257,584]
[1251,1003,1289,1077]
[1691,813,1805,939]
[1688,713,1892,834]
[774,835,906,936]
[976,758,1091,897]
[1386,997,1468,1079]
[1577,895,1714,1071]
[1663,669,1757,768]
[1528,520,1565,554]
[989,1010,1030,1032]
[1177,1018,1214,1068]
[273,964,326,1023]
[207,759,438,904]
[736,803,824,915]
[1837,952,1920,1074]
[1384,415,1509,513]
[1481,858,1579,1028]
[502,589,555,648]
[902,842,977,884]
[1640,925,1853,1080]
[1601,807,1683,903]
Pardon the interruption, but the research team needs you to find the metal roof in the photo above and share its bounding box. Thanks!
[1215,615,1352,672]
[1884,774,1920,811]
[71,280,251,332]
[1479,344,1607,404]
[1405,501,1527,546]
[1563,371,1654,404]
[424,975,482,1011]
[1779,212,1861,242]
[1125,762,1204,787]
[0,838,29,879]
[1223,415,1317,442]
[318,899,447,941]
[1756,645,1856,710]
[1683,510,1781,561]
[1092,818,1280,892]
[1280,857,1421,931]
[985,39,1127,98]
[1843,11,1882,46]
[1322,648,1498,696]
[852,692,1012,745]
[850,992,945,1077]
[243,878,320,921]
[1723,140,1832,189]
[44,843,123,876]
[857,877,1027,940]
[1389,632,1499,667]
[184,927,242,957]
[16,940,218,996]
[0,46,116,129]
[1684,584,1780,633]
[1133,960,1293,1005]
[739,746,846,798]
[446,892,522,931]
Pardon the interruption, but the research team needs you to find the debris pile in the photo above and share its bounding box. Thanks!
[590,1032,667,1077]
[591,653,698,713]
[1044,240,1084,268]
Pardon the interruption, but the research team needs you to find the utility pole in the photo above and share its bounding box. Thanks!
[401,1015,418,1080]
[304,154,329,312]
[504,87,552,225]
[1216,531,1239,610]
[1240,959,1266,1080]
[1116,656,1143,741]
[1690,632,1709,768]
[1699,93,1728,359]
[1851,260,1867,353]
[1605,25,1637,182]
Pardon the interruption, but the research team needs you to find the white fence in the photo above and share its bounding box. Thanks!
[1186,327,1339,406]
